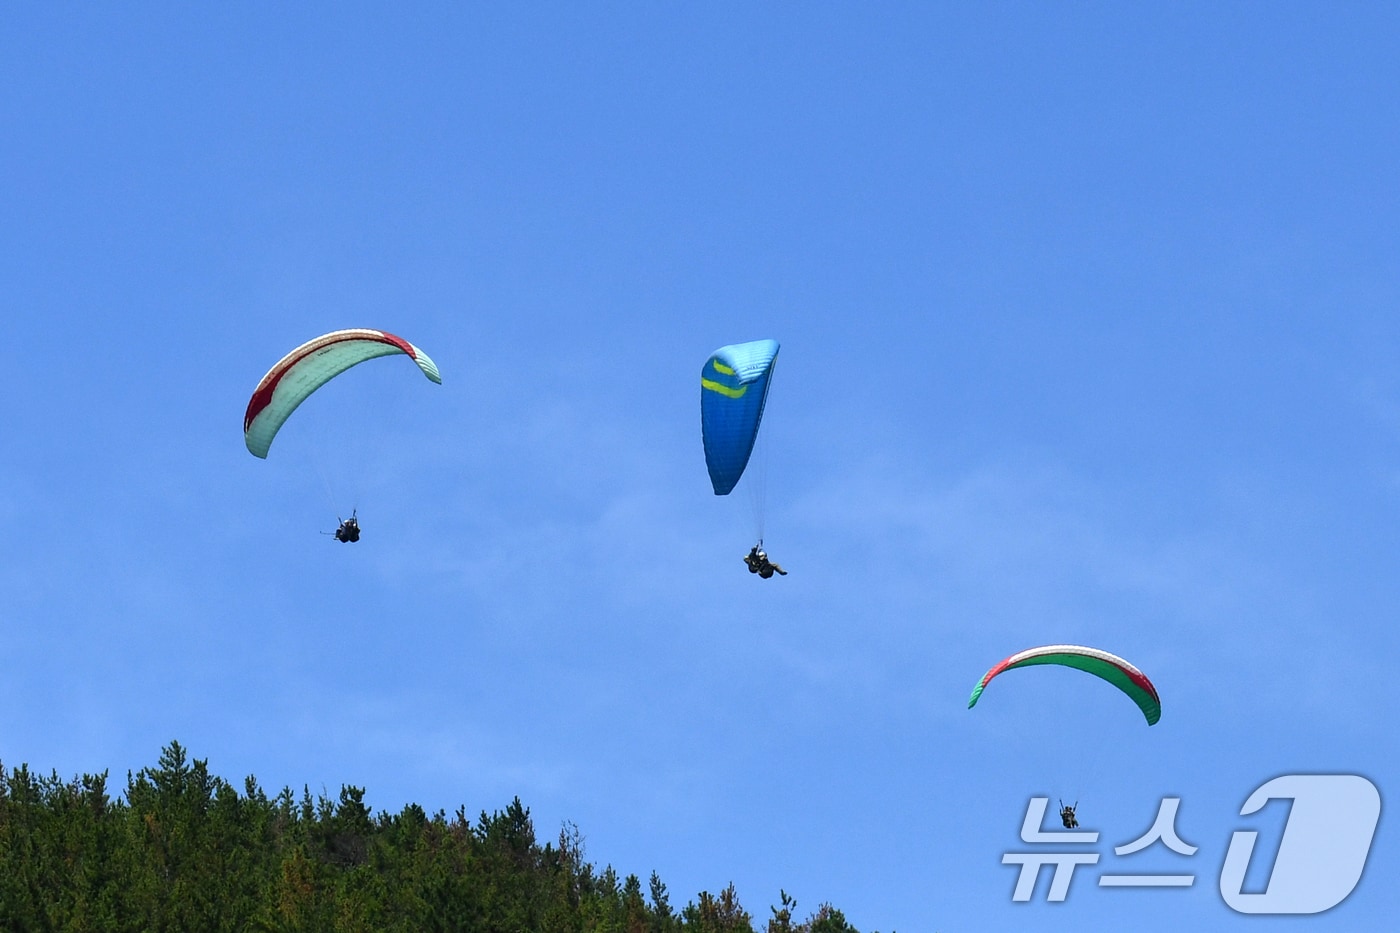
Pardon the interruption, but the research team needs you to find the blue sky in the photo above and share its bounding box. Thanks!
[4,3,1400,930]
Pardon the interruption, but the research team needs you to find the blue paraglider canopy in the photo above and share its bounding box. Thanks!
[701,339,779,495]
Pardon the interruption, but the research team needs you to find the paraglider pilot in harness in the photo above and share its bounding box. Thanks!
[333,510,360,543]
[744,543,786,578]
[1059,800,1078,829]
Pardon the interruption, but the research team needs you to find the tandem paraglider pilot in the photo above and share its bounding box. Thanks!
[744,544,786,578]
[334,512,361,543]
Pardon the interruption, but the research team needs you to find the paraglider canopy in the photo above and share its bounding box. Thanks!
[701,339,779,495]
[244,328,441,459]
[967,644,1161,725]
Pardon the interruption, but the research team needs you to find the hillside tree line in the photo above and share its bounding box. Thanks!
[0,743,880,933]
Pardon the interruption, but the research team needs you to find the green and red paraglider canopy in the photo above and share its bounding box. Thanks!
[244,328,441,459]
[968,644,1161,726]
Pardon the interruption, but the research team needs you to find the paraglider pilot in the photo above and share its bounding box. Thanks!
[1059,800,1078,829]
[744,544,786,578]
[334,511,361,543]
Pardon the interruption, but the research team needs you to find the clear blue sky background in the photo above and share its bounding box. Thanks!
[4,4,1399,930]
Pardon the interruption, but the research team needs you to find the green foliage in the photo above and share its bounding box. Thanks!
[682,883,753,932]
[0,744,875,933]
